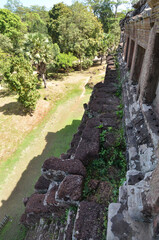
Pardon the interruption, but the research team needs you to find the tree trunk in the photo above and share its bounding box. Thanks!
[42,74,47,88]
[115,5,118,18]
[101,56,103,65]
[80,58,82,71]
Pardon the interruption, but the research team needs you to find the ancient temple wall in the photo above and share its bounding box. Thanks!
[123,0,159,106]
[107,1,159,239]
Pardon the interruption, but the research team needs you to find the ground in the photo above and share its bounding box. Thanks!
[0,64,106,240]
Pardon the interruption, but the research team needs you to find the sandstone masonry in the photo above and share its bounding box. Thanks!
[107,0,159,239]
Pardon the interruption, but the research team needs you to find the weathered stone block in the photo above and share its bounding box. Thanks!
[21,193,50,227]
[42,157,86,181]
[74,119,100,166]
[126,170,144,185]
[56,175,84,205]
[73,201,105,240]
[34,175,51,193]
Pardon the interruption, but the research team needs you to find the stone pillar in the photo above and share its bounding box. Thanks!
[130,41,138,83]
[123,35,129,61]
[127,39,135,70]
[126,38,131,66]
[125,37,130,63]
[138,24,158,103]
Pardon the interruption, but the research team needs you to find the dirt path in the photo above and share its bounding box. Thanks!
[0,65,106,239]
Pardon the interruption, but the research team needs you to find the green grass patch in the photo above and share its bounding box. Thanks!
[0,221,12,239]
[0,84,82,188]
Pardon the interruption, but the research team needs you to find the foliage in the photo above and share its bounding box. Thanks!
[47,3,72,44]
[83,126,126,202]
[23,33,60,87]
[4,55,40,112]
[48,2,103,68]
[55,52,77,71]
[0,9,27,48]
[131,0,138,5]
[82,58,93,70]
[0,34,13,75]
[23,12,48,34]
[15,225,28,240]
[23,33,55,65]
[110,0,129,17]
[86,0,113,33]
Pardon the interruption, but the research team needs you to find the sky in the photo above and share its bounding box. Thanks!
[0,0,73,10]
[0,0,131,12]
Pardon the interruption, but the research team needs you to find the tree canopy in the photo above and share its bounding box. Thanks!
[48,2,103,68]
[4,55,40,112]
[23,33,59,87]
[0,0,128,112]
[0,9,26,48]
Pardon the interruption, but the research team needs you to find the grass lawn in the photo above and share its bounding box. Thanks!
[0,64,106,240]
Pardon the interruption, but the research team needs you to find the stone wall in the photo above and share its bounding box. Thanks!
[21,56,122,240]
[107,0,159,239]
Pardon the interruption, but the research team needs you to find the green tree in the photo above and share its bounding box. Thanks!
[4,56,40,113]
[29,5,49,23]
[48,2,103,69]
[110,0,129,17]
[24,12,48,34]
[0,34,13,75]
[47,3,71,44]
[55,53,77,71]
[85,0,113,33]
[23,33,59,88]
[0,9,27,48]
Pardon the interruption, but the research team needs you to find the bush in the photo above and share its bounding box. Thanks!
[82,58,93,70]
[4,56,40,113]
[55,52,77,71]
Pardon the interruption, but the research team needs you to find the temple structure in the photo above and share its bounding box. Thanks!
[107,1,159,239]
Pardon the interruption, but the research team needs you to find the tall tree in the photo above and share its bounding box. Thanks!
[47,3,72,44]
[0,9,27,48]
[110,0,129,17]
[23,33,60,88]
[29,5,49,23]
[24,12,48,34]
[48,2,103,69]
[85,0,113,32]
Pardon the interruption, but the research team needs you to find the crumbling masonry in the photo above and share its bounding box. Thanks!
[21,0,159,239]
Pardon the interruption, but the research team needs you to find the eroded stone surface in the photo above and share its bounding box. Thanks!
[73,201,105,240]
[42,157,86,181]
[21,193,50,227]
[34,175,51,193]
[56,175,84,204]
[74,119,100,166]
